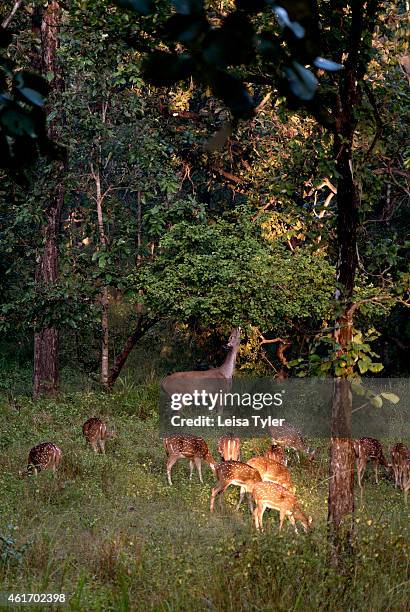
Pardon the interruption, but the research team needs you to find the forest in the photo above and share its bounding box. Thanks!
[0,0,409,610]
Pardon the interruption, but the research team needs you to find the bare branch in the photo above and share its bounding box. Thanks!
[2,0,24,29]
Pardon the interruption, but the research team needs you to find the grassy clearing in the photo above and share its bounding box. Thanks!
[0,385,409,611]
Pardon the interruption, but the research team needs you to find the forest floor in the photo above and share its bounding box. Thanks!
[0,380,409,611]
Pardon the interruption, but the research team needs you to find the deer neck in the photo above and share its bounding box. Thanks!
[219,345,239,379]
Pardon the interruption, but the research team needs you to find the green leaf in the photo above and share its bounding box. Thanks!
[370,396,383,408]
[380,392,399,404]
[368,363,383,373]
[357,360,368,374]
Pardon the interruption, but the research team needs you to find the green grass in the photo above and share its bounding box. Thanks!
[0,386,409,611]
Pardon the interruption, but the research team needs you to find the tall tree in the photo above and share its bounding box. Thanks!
[111,0,397,557]
[33,1,64,398]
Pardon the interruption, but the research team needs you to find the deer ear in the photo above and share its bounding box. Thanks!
[308,516,313,525]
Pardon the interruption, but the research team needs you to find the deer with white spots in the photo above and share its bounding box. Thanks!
[217,435,241,461]
[269,423,315,462]
[391,442,409,489]
[19,442,62,477]
[163,435,217,485]
[210,460,262,512]
[247,456,295,493]
[252,482,312,533]
[264,444,287,465]
[82,418,116,454]
[353,437,389,503]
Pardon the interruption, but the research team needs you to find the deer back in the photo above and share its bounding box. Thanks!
[247,456,295,492]
[27,442,61,472]
[82,418,107,441]
[215,460,262,487]
[355,437,388,466]
[163,435,211,459]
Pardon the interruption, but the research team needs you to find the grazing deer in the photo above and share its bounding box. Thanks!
[210,460,262,512]
[353,437,389,500]
[252,482,312,533]
[391,443,409,488]
[269,423,315,462]
[217,435,241,461]
[265,444,287,465]
[163,435,217,485]
[19,442,62,477]
[247,456,295,493]
[82,418,116,454]
[161,328,241,404]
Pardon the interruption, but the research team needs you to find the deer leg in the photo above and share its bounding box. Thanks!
[166,455,179,485]
[289,513,298,534]
[99,439,106,455]
[210,483,227,512]
[194,457,203,483]
[253,505,260,530]
[236,486,246,511]
[374,460,379,484]
[91,440,98,454]
[247,492,254,514]
[279,509,286,531]
[189,460,194,480]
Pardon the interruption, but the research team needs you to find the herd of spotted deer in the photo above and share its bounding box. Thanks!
[19,417,410,534]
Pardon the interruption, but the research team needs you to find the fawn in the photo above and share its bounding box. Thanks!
[210,460,262,512]
[82,418,116,454]
[19,442,62,477]
[247,456,295,493]
[252,482,312,533]
[217,435,241,461]
[163,435,217,485]
[265,444,287,465]
[353,437,389,502]
[269,423,315,462]
[391,442,409,489]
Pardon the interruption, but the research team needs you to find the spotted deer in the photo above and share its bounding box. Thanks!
[82,418,116,454]
[247,456,295,493]
[163,435,217,485]
[269,423,315,462]
[217,435,241,461]
[391,443,409,489]
[210,461,262,512]
[353,437,389,500]
[19,442,62,477]
[264,444,287,465]
[252,482,312,533]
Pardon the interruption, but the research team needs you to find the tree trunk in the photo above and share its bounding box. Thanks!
[33,1,63,399]
[92,164,110,387]
[107,316,154,389]
[327,89,360,560]
[101,285,109,387]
